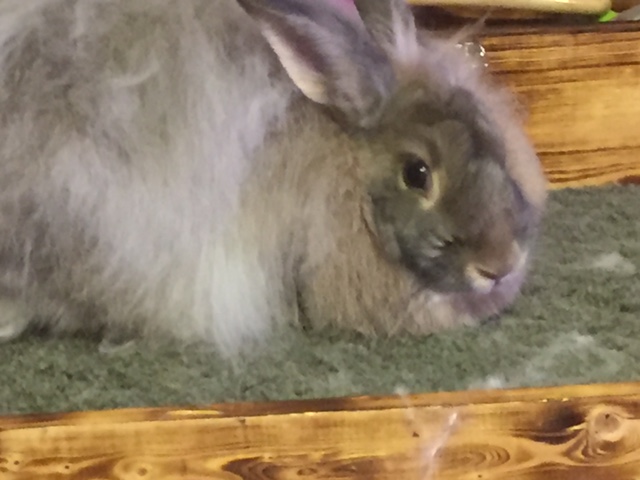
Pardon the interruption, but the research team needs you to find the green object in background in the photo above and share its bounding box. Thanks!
[599,9,618,22]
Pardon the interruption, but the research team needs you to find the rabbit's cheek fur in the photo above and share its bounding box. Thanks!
[364,196,463,292]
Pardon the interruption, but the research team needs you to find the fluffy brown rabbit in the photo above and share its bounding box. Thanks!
[0,0,547,356]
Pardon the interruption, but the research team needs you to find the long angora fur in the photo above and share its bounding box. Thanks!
[0,0,547,355]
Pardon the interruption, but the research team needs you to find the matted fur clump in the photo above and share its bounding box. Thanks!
[0,0,547,356]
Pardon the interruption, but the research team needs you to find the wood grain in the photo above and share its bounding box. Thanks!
[2,382,640,479]
[477,23,640,189]
[411,1,640,23]
[407,0,611,15]
[614,0,640,10]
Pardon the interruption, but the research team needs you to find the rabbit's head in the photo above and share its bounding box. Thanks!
[238,0,547,297]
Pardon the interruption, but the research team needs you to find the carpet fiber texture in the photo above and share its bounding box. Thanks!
[1,186,638,416]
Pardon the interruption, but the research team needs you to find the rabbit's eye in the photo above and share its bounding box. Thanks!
[401,154,432,191]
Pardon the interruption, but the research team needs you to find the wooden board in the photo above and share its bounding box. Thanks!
[478,23,640,189]
[407,0,611,15]
[2,382,640,479]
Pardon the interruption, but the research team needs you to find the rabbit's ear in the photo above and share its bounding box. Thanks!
[237,0,396,128]
[354,0,419,61]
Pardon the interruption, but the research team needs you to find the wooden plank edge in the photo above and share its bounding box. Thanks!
[3,382,640,479]
[406,0,611,15]
[2,380,639,429]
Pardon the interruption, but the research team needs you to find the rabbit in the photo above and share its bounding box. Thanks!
[0,0,547,356]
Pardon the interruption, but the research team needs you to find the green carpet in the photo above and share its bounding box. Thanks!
[1,186,638,416]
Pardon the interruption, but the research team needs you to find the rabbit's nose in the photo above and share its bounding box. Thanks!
[466,241,524,290]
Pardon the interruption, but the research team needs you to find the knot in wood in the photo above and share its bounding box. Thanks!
[584,405,631,455]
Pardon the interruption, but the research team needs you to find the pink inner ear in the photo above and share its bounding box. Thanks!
[324,0,361,21]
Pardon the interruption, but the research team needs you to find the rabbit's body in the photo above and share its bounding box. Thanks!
[0,0,547,354]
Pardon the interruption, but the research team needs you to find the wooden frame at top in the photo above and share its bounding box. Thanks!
[407,0,612,15]
[1,16,640,480]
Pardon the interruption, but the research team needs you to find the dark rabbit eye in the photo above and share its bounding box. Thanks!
[401,154,432,191]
